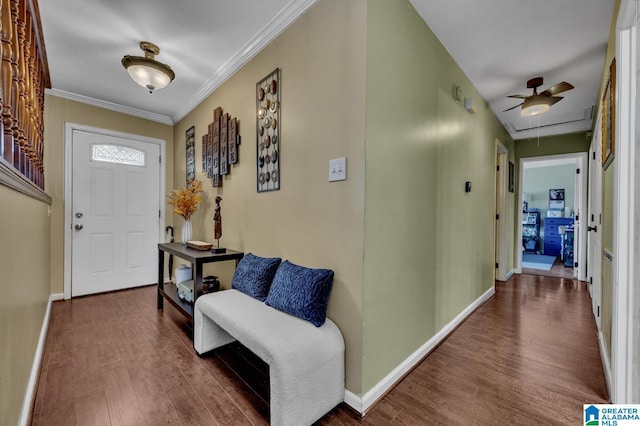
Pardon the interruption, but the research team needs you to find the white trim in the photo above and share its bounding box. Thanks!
[516,152,588,280]
[63,123,166,299]
[0,158,52,204]
[46,89,174,125]
[612,8,636,403]
[343,287,495,415]
[599,330,613,402]
[172,0,318,122]
[17,294,59,426]
[505,270,515,281]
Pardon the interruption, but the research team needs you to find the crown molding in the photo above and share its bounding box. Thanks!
[172,0,318,123]
[46,88,174,125]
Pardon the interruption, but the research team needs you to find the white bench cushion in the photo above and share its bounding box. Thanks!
[194,289,345,426]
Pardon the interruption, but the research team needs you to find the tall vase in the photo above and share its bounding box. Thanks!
[181,219,192,244]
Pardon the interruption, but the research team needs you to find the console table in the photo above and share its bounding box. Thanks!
[157,242,244,320]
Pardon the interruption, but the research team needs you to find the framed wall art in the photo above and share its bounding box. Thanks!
[508,161,514,193]
[186,126,195,184]
[256,68,280,192]
[602,58,616,170]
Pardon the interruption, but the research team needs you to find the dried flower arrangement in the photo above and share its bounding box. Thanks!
[167,179,203,220]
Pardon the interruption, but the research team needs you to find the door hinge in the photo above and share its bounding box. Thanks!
[496,214,500,220]
[599,214,602,225]
[591,214,594,222]
[574,262,578,268]
[589,276,593,284]
[159,155,162,164]
[496,165,500,172]
[495,262,499,269]
[159,210,161,218]
[575,215,579,221]
[576,168,580,174]
[597,305,600,317]
[593,151,596,160]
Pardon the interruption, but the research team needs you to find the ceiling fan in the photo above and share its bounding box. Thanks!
[504,77,574,117]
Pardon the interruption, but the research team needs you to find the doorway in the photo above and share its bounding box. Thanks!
[63,124,166,298]
[517,153,588,280]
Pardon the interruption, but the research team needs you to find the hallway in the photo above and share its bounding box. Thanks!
[31,274,607,425]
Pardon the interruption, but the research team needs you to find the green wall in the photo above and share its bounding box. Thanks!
[524,164,576,220]
[515,132,590,160]
[361,0,514,392]
[173,0,368,394]
[0,186,50,425]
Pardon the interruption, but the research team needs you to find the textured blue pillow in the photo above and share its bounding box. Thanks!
[265,260,334,327]
[231,253,281,301]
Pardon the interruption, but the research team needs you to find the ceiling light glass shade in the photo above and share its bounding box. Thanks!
[521,97,550,117]
[121,42,175,93]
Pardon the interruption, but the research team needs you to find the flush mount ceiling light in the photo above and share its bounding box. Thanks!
[121,41,175,93]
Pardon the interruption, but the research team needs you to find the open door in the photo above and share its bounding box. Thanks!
[495,140,509,281]
[587,125,602,328]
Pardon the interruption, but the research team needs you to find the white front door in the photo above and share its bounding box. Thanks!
[71,129,160,297]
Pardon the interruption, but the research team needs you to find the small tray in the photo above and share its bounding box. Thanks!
[187,240,213,251]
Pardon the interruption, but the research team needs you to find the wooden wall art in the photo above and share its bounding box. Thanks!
[256,68,280,192]
[186,126,195,183]
[201,107,240,187]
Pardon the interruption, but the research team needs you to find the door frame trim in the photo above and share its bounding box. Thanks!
[63,123,166,299]
[516,152,588,280]
[612,1,636,403]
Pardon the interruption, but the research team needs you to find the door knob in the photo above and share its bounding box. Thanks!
[74,224,84,231]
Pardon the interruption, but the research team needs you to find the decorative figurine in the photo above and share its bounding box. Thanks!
[212,196,226,253]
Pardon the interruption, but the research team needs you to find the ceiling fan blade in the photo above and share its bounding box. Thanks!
[547,96,563,106]
[541,82,574,97]
[503,103,523,112]
[507,94,528,99]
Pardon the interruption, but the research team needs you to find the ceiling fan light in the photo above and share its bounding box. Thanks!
[521,103,549,117]
[121,42,175,93]
[521,97,551,117]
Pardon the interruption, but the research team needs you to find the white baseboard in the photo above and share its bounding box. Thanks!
[343,286,495,415]
[598,331,613,402]
[505,270,515,280]
[18,293,60,425]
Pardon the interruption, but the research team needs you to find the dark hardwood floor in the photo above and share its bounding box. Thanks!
[31,274,608,425]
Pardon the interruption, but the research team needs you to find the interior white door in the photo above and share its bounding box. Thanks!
[587,127,603,327]
[71,130,160,297]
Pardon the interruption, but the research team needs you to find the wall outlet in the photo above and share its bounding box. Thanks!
[329,157,347,182]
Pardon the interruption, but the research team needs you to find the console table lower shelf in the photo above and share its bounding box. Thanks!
[157,242,244,321]
[159,283,195,318]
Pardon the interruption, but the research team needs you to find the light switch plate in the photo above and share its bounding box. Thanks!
[329,157,347,182]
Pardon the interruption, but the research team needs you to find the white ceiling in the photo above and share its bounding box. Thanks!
[410,0,615,140]
[39,0,318,125]
[40,0,615,139]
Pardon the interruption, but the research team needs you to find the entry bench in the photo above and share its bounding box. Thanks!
[194,288,345,426]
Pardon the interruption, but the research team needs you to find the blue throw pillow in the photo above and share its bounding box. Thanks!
[265,260,334,327]
[231,253,281,301]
